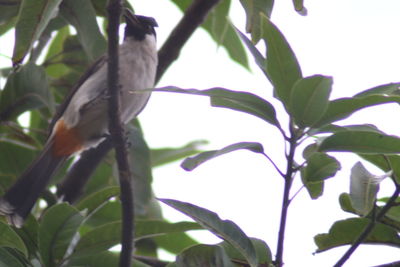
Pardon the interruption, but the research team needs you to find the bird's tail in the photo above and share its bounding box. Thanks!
[0,140,66,227]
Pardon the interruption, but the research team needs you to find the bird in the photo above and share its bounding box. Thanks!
[0,10,158,228]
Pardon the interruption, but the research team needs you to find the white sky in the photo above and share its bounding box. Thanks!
[1,0,399,266]
[136,0,400,266]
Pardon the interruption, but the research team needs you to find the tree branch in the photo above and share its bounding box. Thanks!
[155,0,220,83]
[333,182,400,267]
[106,1,134,267]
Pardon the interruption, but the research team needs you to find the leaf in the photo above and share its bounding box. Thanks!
[350,162,391,216]
[73,220,202,258]
[292,0,307,15]
[12,0,63,65]
[39,203,84,267]
[300,152,340,199]
[260,14,302,106]
[159,198,258,267]
[175,244,234,267]
[60,0,106,61]
[0,141,36,185]
[354,82,400,97]
[219,238,272,265]
[316,94,400,127]
[339,193,357,214]
[69,251,150,267]
[0,248,29,267]
[171,0,248,69]
[235,28,267,76]
[76,186,120,213]
[319,131,400,154]
[0,62,53,121]
[126,122,154,216]
[154,232,199,255]
[314,218,400,252]
[301,153,341,182]
[44,26,71,78]
[151,140,207,167]
[181,142,264,171]
[0,222,28,257]
[359,154,400,184]
[154,87,280,128]
[239,0,274,43]
[289,75,333,128]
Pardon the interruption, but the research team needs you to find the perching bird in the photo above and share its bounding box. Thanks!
[0,10,158,228]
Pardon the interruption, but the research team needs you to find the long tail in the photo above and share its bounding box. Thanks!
[0,141,66,227]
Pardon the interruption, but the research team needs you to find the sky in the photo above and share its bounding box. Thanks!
[1,0,400,266]
[135,0,400,266]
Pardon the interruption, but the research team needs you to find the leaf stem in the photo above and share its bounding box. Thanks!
[275,122,298,266]
[333,180,400,267]
[261,152,285,178]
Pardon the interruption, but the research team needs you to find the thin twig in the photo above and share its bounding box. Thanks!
[106,1,135,267]
[275,121,299,267]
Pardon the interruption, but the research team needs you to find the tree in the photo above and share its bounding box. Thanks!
[0,0,399,266]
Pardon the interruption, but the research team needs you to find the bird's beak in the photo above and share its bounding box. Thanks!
[123,9,140,27]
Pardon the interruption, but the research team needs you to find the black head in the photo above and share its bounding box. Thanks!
[123,10,158,41]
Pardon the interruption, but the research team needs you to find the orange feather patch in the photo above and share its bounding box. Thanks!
[53,119,84,156]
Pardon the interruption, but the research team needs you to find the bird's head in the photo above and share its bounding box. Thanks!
[123,9,158,41]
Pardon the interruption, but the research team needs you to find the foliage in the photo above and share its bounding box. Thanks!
[0,0,399,267]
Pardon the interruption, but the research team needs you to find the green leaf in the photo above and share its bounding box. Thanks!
[12,0,63,65]
[239,0,274,43]
[0,222,28,257]
[219,238,272,265]
[73,221,121,257]
[289,75,333,128]
[339,193,357,214]
[159,198,258,267]
[69,251,150,267]
[0,141,36,186]
[154,232,199,255]
[301,153,341,182]
[151,140,207,167]
[13,215,39,259]
[60,0,106,61]
[354,82,400,97]
[349,162,390,216]
[44,26,71,78]
[181,142,264,171]
[39,203,84,267]
[136,220,203,240]
[360,154,400,184]
[155,87,280,128]
[171,0,248,69]
[127,122,154,216]
[0,0,20,25]
[300,152,340,199]
[260,14,302,106]
[292,0,307,15]
[0,248,29,267]
[76,186,120,213]
[175,244,234,267]
[314,218,400,252]
[73,220,202,258]
[316,95,400,127]
[319,131,400,154]
[0,62,53,121]
[235,28,267,76]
